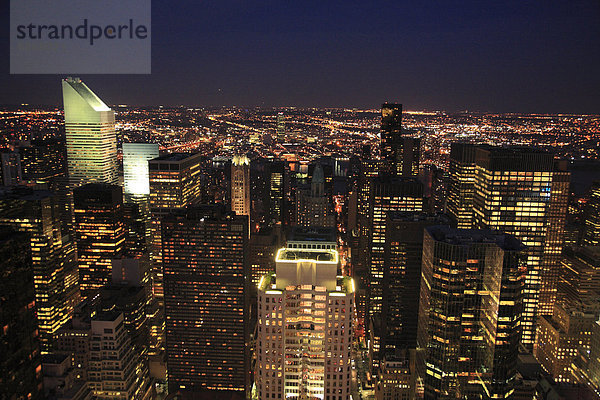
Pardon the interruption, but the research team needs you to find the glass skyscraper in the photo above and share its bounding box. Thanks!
[123,143,160,197]
[62,77,118,186]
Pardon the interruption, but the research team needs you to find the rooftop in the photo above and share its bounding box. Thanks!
[275,248,338,263]
[426,225,525,251]
[150,152,196,162]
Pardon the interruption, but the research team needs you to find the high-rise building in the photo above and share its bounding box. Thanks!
[269,160,285,226]
[249,227,281,288]
[276,112,285,141]
[381,104,402,161]
[1,151,23,186]
[0,228,42,398]
[148,152,202,300]
[375,358,412,400]
[54,304,153,399]
[231,154,251,217]
[588,320,600,393]
[557,246,600,309]
[161,206,249,396]
[0,187,80,352]
[88,312,152,399]
[581,181,600,246]
[378,213,449,358]
[417,226,526,400]
[371,212,447,399]
[148,153,203,214]
[256,239,355,400]
[296,163,336,228]
[470,146,570,345]
[535,303,597,384]
[73,183,125,298]
[122,143,160,198]
[352,158,381,334]
[42,353,91,399]
[62,77,118,186]
[380,103,420,177]
[367,176,424,321]
[447,142,477,229]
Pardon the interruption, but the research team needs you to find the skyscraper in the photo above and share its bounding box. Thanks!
[55,307,153,399]
[256,238,355,400]
[123,143,160,198]
[161,206,249,396]
[88,312,153,399]
[0,187,80,352]
[380,103,420,177]
[231,154,251,217]
[62,77,118,186]
[380,212,449,357]
[73,183,125,298]
[447,142,477,229]
[148,153,202,299]
[535,302,598,384]
[269,160,286,226]
[581,181,600,246]
[296,163,336,228]
[471,146,570,345]
[417,226,525,400]
[557,246,600,308]
[0,228,42,398]
[367,176,424,321]
[276,112,285,141]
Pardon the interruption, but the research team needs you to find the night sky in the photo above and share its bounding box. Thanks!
[1,1,599,113]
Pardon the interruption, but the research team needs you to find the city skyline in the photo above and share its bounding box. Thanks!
[1,10,599,395]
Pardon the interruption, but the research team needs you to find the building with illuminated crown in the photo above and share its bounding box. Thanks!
[256,236,355,400]
[62,77,118,186]
[231,154,251,217]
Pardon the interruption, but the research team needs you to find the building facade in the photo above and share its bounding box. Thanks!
[62,77,118,186]
[73,184,125,298]
[231,154,251,217]
[256,242,355,400]
[417,226,525,400]
[161,206,249,396]
[0,187,80,352]
[148,152,202,300]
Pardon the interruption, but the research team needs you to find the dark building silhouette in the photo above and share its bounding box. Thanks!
[161,205,249,397]
[0,228,42,398]
[380,103,420,177]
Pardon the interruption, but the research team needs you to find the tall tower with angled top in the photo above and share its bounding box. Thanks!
[62,77,118,186]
